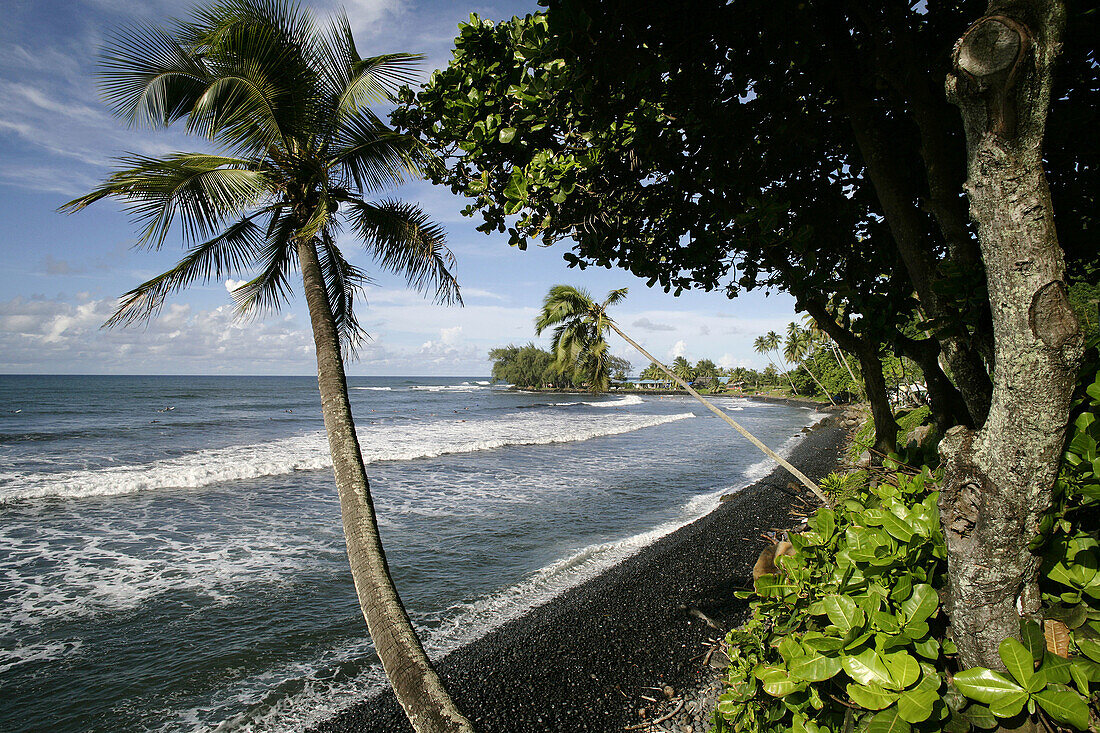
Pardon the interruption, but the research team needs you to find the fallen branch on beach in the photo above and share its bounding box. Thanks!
[606,320,832,507]
[623,699,685,730]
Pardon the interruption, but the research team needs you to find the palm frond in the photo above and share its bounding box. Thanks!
[231,208,298,317]
[340,52,424,113]
[317,230,373,355]
[330,117,428,192]
[601,287,629,310]
[345,199,460,306]
[104,213,267,327]
[61,153,270,249]
[99,23,211,128]
[535,285,596,334]
[178,0,325,154]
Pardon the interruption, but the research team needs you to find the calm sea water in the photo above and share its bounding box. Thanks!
[0,375,823,732]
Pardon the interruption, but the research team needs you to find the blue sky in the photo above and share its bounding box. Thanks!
[0,0,799,376]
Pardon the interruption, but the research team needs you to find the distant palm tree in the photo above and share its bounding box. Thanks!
[536,285,627,392]
[785,323,836,406]
[62,3,470,730]
[753,335,781,387]
[765,330,799,394]
[640,362,665,381]
[537,286,831,506]
[672,356,695,383]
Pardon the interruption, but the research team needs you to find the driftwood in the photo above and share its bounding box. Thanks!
[623,699,685,730]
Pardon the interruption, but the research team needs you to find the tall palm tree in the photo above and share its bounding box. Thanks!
[537,286,831,506]
[764,330,799,394]
[753,335,781,388]
[61,3,471,730]
[784,323,836,406]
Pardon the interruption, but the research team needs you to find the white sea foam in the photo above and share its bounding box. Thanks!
[408,384,492,392]
[351,387,392,391]
[0,639,83,675]
[582,394,644,407]
[225,411,826,733]
[0,411,695,503]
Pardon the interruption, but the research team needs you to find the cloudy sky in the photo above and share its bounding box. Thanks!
[0,0,799,376]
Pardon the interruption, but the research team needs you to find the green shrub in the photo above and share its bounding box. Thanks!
[715,343,1100,732]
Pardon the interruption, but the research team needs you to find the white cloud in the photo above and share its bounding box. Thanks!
[669,339,687,360]
[225,279,248,293]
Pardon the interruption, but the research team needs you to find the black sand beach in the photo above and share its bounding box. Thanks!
[314,412,847,733]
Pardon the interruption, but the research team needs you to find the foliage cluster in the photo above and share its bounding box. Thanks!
[715,346,1100,732]
[488,342,627,390]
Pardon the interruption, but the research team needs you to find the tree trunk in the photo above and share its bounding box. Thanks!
[940,0,1082,673]
[896,334,972,432]
[835,58,995,428]
[802,299,898,456]
[855,342,899,458]
[297,239,474,733]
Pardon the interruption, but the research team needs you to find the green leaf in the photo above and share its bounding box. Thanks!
[961,702,999,729]
[789,653,842,682]
[846,682,900,710]
[899,584,938,624]
[1069,658,1090,694]
[498,127,516,143]
[884,651,920,690]
[1041,652,1073,684]
[913,637,940,660]
[756,665,799,697]
[897,680,938,723]
[865,705,912,733]
[1078,637,1100,662]
[824,594,864,632]
[842,648,894,688]
[987,689,1028,719]
[1034,687,1090,729]
[1021,619,1046,662]
[952,668,1025,704]
[998,637,1034,685]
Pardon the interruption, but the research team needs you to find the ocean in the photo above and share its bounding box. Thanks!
[0,375,823,732]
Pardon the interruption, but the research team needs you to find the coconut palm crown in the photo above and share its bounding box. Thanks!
[63,0,460,346]
[61,2,472,730]
[535,284,627,392]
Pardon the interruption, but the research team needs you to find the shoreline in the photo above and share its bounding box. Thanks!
[313,413,847,733]
[511,386,835,410]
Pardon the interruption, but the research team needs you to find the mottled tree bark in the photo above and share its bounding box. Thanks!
[298,240,474,733]
[940,0,1082,673]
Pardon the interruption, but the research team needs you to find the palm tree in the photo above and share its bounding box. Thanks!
[784,323,836,406]
[694,358,718,388]
[62,3,471,730]
[764,330,799,394]
[537,286,831,506]
[672,355,695,383]
[535,285,626,392]
[753,335,781,388]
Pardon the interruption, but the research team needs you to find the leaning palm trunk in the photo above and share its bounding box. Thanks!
[606,321,831,507]
[801,363,836,406]
[298,241,473,733]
